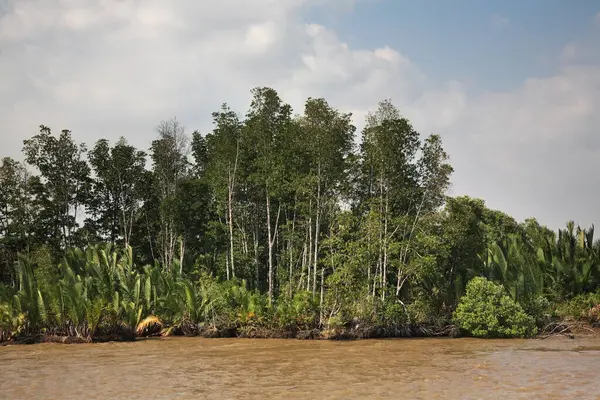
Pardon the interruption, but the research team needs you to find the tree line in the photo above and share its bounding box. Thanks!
[1,87,599,341]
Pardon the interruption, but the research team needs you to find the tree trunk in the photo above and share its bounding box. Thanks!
[228,185,235,278]
[266,192,273,303]
[179,236,185,274]
[313,165,321,296]
[319,264,325,323]
[382,191,389,302]
[227,142,238,278]
[307,202,313,292]
[253,226,259,289]
[224,211,230,280]
[266,193,281,304]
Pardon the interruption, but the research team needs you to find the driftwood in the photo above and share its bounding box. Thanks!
[538,321,598,339]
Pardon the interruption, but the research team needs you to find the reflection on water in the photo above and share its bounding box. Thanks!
[2,337,600,399]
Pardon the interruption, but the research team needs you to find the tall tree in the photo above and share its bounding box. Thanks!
[359,101,420,299]
[87,137,148,248]
[204,105,242,280]
[0,158,34,283]
[299,98,355,300]
[243,87,292,302]
[22,126,91,252]
[150,118,189,269]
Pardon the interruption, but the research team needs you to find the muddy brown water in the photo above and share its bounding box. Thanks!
[1,337,600,399]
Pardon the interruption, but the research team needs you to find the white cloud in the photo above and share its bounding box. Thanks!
[437,65,600,229]
[1,0,600,229]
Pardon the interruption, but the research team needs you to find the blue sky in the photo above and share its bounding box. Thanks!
[310,0,600,91]
[1,0,600,230]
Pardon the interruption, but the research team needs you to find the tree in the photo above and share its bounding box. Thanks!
[204,105,242,280]
[22,126,91,252]
[150,118,190,270]
[242,88,292,302]
[298,98,355,302]
[87,138,148,249]
[0,158,34,283]
[174,177,213,271]
[395,133,453,297]
[453,277,537,338]
[357,101,453,301]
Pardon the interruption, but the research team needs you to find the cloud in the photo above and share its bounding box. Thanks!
[0,0,422,154]
[1,0,600,230]
[443,66,600,227]
[595,11,600,24]
[491,14,511,30]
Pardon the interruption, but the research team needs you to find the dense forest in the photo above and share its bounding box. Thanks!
[1,87,599,343]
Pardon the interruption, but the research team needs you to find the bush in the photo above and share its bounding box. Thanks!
[555,291,600,321]
[274,291,319,331]
[453,277,537,338]
[522,295,551,327]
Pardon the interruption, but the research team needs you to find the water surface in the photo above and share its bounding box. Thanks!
[1,337,600,399]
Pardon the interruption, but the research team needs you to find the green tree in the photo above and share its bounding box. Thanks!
[0,158,34,283]
[298,98,355,301]
[242,87,292,302]
[150,118,190,270]
[204,105,242,280]
[453,277,537,338]
[22,126,91,252]
[87,138,148,248]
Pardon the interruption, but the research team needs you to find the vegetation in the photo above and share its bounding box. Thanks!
[453,277,537,338]
[1,88,599,343]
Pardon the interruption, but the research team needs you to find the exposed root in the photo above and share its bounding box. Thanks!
[538,320,599,339]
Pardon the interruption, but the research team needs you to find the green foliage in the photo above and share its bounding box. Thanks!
[522,295,551,327]
[274,291,319,330]
[453,277,537,338]
[555,291,600,321]
[3,88,600,342]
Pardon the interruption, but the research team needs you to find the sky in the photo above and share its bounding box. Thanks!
[1,0,599,230]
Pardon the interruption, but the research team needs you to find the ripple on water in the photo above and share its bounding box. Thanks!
[2,337,600,399]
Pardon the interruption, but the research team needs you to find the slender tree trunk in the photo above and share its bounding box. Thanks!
[382,191,389,302]
[145,212,155,262]
[224,211,230,280]
[266,193,281,304]
[228,185,235,278]
[253,226,259,289]
[227,141,238,278]
[225,252,230,280]
[121,205,128,249]
[266,192,273,303]
[289,203,296,296]
[307,202,313,292]
[298,239,307,291]
[319,264,324,322]
[313,165,321,296]
[179,236,185,274]
[239,223,249,255]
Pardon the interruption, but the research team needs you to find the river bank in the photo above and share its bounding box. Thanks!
[0,325,448,345]
[3,320,598,346]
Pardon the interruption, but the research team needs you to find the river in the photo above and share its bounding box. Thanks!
[1,337,600,399]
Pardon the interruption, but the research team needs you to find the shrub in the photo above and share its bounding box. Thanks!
[555,291,600,321]
[274,291,318,331]
[522,295,551,327]
[378,300,408,328]
[453,277,537,338]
